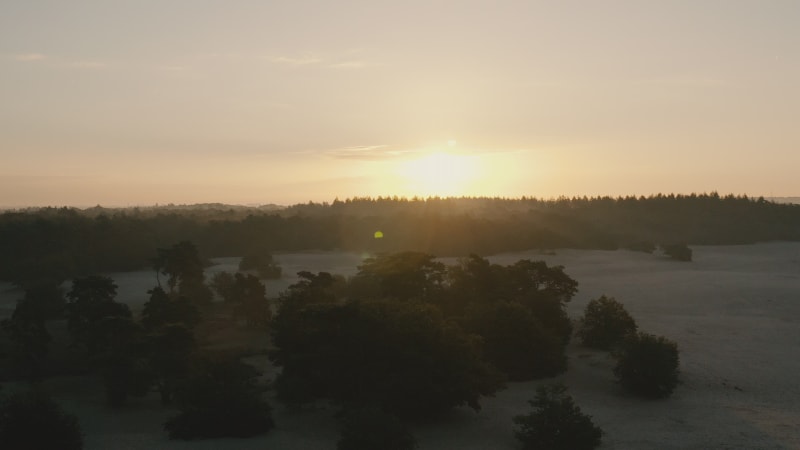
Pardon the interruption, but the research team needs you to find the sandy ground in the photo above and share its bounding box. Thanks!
[1,243,799,449]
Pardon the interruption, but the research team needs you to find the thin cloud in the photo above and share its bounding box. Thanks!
[325,145,422,161]
[7,53,111,70]
[269,55,323,66]
[637,76,736,88]
[68,61,107,69]
[328,61,371,69]
[13,53,46,61]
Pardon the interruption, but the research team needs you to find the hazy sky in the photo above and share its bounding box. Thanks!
[1,1,798,207]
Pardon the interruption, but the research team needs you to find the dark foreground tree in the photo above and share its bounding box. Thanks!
[1,299,51,381]
[65,275,120,346]
[272,300,504,418]
[578,296,637,350]
[0,389,83,450]
[164,357,273,439]
[90,316,153,407]
[337,407,417,450]
[513,384,602,450]
[614,332,680,398]
[463,302,566,380]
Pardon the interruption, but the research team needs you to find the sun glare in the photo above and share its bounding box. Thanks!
[397,152,480,197]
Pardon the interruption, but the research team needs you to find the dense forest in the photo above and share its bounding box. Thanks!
[1,193,799,285]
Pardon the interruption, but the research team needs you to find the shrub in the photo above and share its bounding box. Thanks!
[614,332,680,398]
[578,296,637,350]
[0,389,83,450]
[660,243,692,261]
[271,300,504,419]
[164,357,274,439]
[463,302,566,380]
[337,407,417,450]
[239,251,282,279]
[625,241,656,253]
[513,383,602,450]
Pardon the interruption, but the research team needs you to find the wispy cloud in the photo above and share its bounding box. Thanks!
[13,53,46,61]
[636,76,736,88]
[68,61,107,69]
[325,145,421,161]
[7,53,111,70]
[328,61,371,70]
[269,55,324,66]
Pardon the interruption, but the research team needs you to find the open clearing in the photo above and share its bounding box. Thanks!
[1,243,799,449]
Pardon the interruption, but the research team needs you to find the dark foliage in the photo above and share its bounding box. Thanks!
[614,332,680,398]
[153,241,213,304]
[625,241,656,253]
[578,296,638,350]
[146,324,195,404]
[660,243,693,261]
[271,299,504,418]
[164,357,273,439]
[462,302,566,380]
[210,273,270,327]
[238,250,282,279]
[0,389,83,450]
[513,384,602,450]
[1,195,798,282]
[350,251,446,302]
[140,287,200,332]
[1,300,52,381]
[337,407,417,450]
[90,316,153,407]
[65,276,125,349]
[20,283,65,320]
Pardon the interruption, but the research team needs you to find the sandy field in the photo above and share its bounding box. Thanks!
[1,242,799,449]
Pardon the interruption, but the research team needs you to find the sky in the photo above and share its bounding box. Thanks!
[1,1,799,207]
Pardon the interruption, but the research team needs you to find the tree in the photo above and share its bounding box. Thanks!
[337,407,417,450]
[0,389,83,450]
[513,384,602,450]
[89,316,153,407]
[19,283,65,320]
[614,332,680,398]
[211,273,270,327]
[463,302,566,380]
[578,296,638,350]
[164,357,274,439]
[147,324,195,404]
[239,250,282,279]
[152,241,212,304]
[350,252,446,302]
[140,287,200,332]
[271,300,504,418]
[660,243,692,261]
[1,299,52,381]
[65,275,124,349]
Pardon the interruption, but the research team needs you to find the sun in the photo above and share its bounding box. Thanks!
[397,151,480,197]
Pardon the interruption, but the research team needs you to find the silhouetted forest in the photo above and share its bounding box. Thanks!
[1,193,798,285]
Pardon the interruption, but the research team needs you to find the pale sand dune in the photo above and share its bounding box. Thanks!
[3,243,799,449]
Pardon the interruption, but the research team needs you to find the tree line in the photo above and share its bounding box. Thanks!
[1,194,797,287]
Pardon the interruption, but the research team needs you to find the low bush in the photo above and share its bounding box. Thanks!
[660,243,692,261]
[0,389,83,450]
[614,332,680,398]
[164,358,274,439]
[578,296,637,350]
[513,383,602,450]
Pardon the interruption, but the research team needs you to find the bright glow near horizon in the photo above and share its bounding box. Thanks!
[1,1,799,207]
[396,151,481,197]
